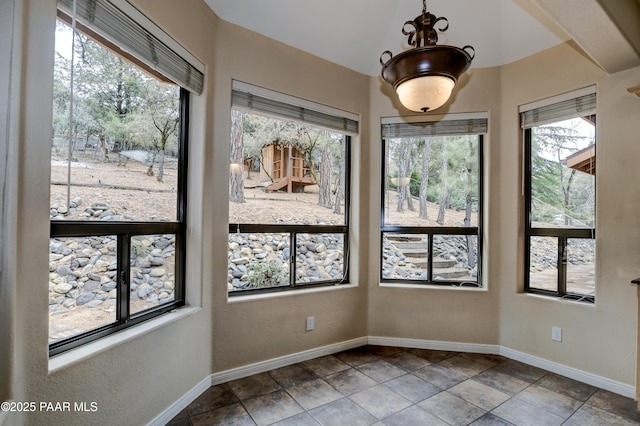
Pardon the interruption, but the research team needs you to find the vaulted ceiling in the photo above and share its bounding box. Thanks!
[204,0,640,76]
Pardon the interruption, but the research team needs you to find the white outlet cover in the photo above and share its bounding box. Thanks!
[306,316,315,331]
[552,326,562,342]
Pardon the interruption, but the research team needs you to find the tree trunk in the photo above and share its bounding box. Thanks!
[436,139,448,225]
[397,140,415,212]
[229,110,246,203]
[418,139,431,219]
[156,149,165,182]
[436,192,449,225]
[563,169,576,225]
[464,168,476,268]
[406,183,415,211]
[464,142,478,268]
[318,145,332,208]
[333,140,345,215]
[464,189,473,226]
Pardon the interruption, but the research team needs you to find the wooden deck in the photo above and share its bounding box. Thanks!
[265,176,316,193]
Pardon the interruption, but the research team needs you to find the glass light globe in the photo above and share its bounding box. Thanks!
[396,75,455,112]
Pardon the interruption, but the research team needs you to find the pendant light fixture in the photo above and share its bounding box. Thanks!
[380,0,475,112]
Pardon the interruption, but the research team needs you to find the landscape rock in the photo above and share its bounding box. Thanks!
[54,283,73,294]
[76,293,95,305]
[149,268,165,277]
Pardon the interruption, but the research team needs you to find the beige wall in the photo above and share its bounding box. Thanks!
[3,1,370,424]
[367,66,503,344]
[368,39,639,386]
[0,0,16,407]
[3,1,640,424]
[3,0,216,424]
[209,19,370,372]
[498,43,639,385]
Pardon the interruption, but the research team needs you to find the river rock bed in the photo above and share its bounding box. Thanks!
[528,236,595,271]
[50,197,170,222]
[50,199,595,300]
[228,233,344,291]
[49,233,176,313]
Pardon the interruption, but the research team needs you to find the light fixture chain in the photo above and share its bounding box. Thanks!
[423,0,427,14]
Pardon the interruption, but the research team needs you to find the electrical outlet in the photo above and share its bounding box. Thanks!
[552,326,562,342]
[306,316,315,331]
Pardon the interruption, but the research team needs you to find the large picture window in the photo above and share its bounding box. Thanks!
[228,82,356,295]
[49,0,202,355]
[381,114,486,287]
[522,87,596,302]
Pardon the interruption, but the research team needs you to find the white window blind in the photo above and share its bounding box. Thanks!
[520,86,596,128]
[381,112,488,138]
[57,0,204,95]
[231,81,359,135]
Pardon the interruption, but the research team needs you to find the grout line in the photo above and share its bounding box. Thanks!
[181,346,636,425]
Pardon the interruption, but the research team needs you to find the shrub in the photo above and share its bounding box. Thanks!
[246,260,286,288]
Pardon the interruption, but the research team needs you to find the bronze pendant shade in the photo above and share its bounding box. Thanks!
[380,1,474,112]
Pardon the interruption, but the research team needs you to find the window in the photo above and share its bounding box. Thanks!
[49,0,203,355]
[228,82,357,295]
[381,114,486,286]
[522,87,596,302]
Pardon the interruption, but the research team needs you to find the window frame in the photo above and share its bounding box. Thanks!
[227,82,356,296]
[48,50,191,356]
[523,127,596,302]
[227,135,352,297]
[520,87,597,302]
[380,131,485,287]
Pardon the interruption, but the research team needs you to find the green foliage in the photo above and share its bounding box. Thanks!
[53,20,179,157]
[531,121,595,225]
[386,135,479,212]
[241,113,343,173]
[388,171,421,197]
[131,239,151,258]
[246,260,287,288]
[531,154,562,221]
[129,80,179,152]
[408,171,421,197]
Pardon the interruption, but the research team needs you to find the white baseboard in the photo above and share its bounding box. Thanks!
[147,376,211,426]
[367,336,500,355]
[210,337,368,386]
[370,336,634,398]
[148,337,367,425]
[500,347,635,399]
[150,336,635,424]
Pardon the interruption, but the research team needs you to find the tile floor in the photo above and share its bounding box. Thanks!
[167,345,640,425]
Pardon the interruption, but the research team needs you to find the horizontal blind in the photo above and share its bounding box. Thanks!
[232,87,359,135]
[58,0,204,95]
[520,88,596,128]
[382,117,487,139]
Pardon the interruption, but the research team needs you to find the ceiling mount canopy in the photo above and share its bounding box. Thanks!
[380,0,474,113]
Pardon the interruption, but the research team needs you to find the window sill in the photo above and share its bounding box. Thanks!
[523,292,595,307]
[48,306,201,373]
[228,283,358,303]
[379,282,487,292]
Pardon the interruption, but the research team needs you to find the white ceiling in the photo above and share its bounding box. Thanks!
[203,0,571,76]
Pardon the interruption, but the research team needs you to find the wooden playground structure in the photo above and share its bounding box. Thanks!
[260,142,317,193]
